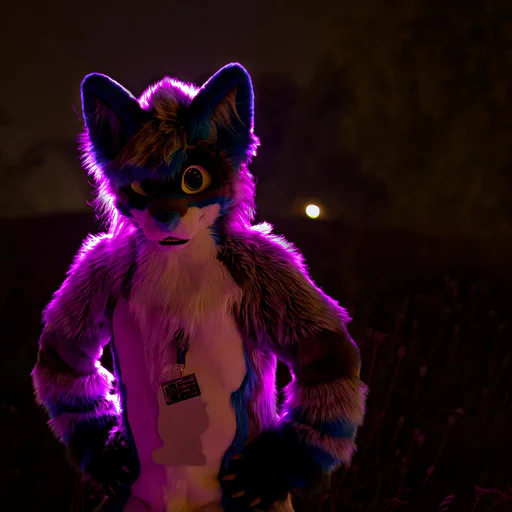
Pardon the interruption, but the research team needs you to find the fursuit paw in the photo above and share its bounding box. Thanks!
[220,425,323,511]
[81,429,137,496]
[221,452,285,511]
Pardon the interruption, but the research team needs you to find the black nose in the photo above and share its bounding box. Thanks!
[148,198,189,218]
[152,211,180,231]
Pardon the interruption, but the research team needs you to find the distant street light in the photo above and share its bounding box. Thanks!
[305,204,320,219]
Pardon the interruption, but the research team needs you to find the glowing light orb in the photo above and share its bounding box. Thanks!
[305,204,320,219]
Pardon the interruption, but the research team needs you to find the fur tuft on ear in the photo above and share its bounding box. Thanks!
[186,63,258,166]
[81,73,149,162]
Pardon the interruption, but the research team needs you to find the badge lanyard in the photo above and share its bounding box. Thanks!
[176,343,187,378]
[161,333,201,406]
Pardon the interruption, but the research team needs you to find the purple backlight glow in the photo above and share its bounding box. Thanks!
[138,77,199,109]
[79,73,260,234]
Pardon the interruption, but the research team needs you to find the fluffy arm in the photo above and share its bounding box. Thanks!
[220,229,367,508]
[31,234,130,479]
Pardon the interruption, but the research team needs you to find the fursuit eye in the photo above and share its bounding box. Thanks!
[181,166,211,195]
[130,180,157,196]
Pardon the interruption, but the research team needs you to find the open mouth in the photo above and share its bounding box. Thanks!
[158,236,189,246]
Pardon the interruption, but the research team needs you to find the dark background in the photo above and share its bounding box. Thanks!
[1,1,512,511]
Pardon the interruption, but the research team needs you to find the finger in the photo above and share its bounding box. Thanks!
[222,474,237,481]
[232,491,245,499]
[250,497,262,507]
[107,483,118,496]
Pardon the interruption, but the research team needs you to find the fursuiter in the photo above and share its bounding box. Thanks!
[31,63,368,512]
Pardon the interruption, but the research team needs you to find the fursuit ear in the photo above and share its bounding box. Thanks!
[186,63,255,164]
[81,73,148,161]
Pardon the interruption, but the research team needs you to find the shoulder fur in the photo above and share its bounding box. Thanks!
[219,225,350,348]
[43,231,137,342]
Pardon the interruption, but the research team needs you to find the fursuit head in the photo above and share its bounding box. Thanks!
[81,63,258,249]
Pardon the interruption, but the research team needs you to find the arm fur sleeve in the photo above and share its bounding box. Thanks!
[223,228,367,476]
[31,233,132,472]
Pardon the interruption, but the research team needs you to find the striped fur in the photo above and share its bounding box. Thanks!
[48,394,120,441]
[218,227,367,468]
[32,222,366,502]
[293,423,357,465]
[32,354,115,405]
[31,232,135,469]
[282,377,367,425]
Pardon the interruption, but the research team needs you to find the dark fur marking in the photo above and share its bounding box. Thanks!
[293,329,361,386]
[38,343,92,378]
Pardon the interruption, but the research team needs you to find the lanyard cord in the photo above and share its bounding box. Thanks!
[175,329,188,377]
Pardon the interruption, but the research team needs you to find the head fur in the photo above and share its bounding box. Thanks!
[79,63,259,244]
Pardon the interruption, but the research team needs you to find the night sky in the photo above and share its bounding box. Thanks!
[0,1,349,219]
[1,1,335,173]
[3,1,511,245]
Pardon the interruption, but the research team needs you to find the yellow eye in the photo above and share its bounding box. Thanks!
[181,166,211,195]
[130,181,148,196]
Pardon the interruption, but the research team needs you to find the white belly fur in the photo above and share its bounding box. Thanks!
[112,294,246,511]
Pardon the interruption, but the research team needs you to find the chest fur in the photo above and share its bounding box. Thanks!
[111,235,248,508]
[125,233,245,384]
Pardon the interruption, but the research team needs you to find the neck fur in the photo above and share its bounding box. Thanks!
[128,227,241,384]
